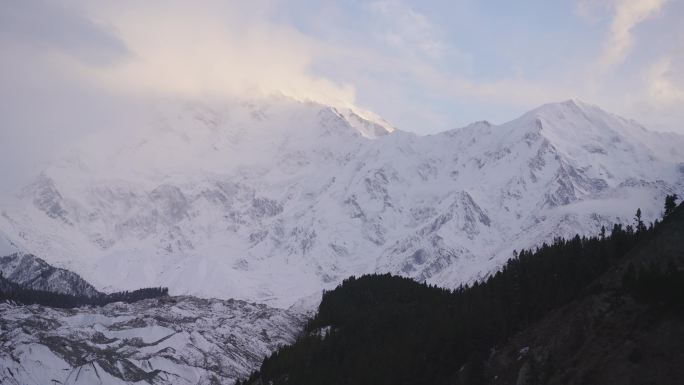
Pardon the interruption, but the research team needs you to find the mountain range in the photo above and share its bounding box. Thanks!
[1,96,683,307]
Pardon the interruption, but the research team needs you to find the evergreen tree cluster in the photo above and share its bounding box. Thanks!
[664,194,679,217]
[239,198,683,385]
[0,274,168,309]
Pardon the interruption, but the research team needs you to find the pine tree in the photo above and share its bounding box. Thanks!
[664,194,678,217]
[634,208,646,233]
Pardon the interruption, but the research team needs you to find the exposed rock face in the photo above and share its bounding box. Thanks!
[1,97,683,306]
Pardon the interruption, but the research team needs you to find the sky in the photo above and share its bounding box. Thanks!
[0,0,683,191]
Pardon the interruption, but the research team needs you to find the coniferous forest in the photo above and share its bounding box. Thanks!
[239,196,684,385]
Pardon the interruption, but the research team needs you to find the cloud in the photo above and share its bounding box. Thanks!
[367,1,443,58]
[70,1,357,106]
[0,0,129,67]
[629,54,684,131]
[1,0,683,194]
[0,1,357,107]
[646,56,684,106]
[598,0,666,70]
[0,0,366,192]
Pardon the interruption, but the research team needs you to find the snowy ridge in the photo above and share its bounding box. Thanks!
[0,253,100,297]
[1,97,682,307]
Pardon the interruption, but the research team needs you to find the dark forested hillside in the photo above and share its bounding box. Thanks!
[240,197,684,385]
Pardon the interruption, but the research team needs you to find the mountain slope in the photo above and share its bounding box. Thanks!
[0,253,100,297]
[480,201,684,385]
[238,200,684,385]
[1,97,682,306]
[0,230,19,256]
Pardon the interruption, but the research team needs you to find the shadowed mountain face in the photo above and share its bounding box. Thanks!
[1,97,683,306]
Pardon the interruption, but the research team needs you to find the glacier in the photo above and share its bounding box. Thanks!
[0,296,304,384]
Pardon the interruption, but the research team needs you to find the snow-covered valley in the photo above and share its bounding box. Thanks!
[0,254,305,385]
[0,296,304,385]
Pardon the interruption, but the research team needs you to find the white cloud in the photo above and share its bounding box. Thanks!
[598,0,665,70]
[367,0,443,58]
[646,56,684,106]
[0,1,362,192]
[2,0,683,172]
[55,1,356,106]
[13,1,355,108]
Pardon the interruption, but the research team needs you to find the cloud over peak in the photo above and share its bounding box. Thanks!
[1,0,683,192]
[598,0,666,70]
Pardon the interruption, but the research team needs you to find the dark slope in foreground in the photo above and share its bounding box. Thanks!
[240,201,684,385]
[484,205,684,385]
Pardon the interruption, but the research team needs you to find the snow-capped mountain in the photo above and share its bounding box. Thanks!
[1,97,683,307]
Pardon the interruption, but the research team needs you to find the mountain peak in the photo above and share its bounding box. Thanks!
[524,98,600,121]
[507,99,644,146]
[332,106,395,139]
